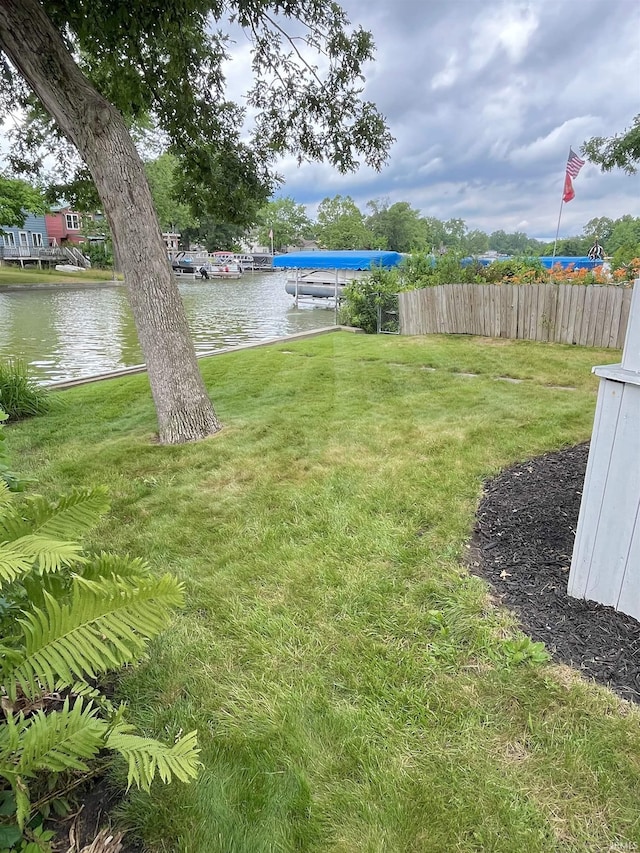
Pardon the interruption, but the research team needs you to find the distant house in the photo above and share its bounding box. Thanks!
[0,213,58,267]
[45,205,106,247]
[0,213,49,253]
[0,209,94,269]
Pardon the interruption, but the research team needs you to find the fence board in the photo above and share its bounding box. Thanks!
[566,285,581,345]
[558,283,569,343]
[604,287,620,349]
[491,285,501,337]
[596,286,611,348]
[579,287,594,346]
[591,287,606,347]
[618,289,632,348]
[446,285,457,335]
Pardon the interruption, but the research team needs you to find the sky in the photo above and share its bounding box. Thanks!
[241,0,640,240]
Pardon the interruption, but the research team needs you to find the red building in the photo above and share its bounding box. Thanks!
[45,206,84,246]
[45,206,106,246]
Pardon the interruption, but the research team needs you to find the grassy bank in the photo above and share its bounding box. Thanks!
[8,332,640,853]
[0,266,118,286]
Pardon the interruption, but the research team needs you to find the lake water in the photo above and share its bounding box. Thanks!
[0,271,335,385]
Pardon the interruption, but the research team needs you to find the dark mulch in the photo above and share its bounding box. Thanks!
[49,775,142,853]
[470,442,640,703]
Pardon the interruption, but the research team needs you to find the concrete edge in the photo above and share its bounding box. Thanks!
[47,325,364,390]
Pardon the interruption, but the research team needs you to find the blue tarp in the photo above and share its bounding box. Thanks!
[272,250,403,270]
[461,255,603,270]
[538,256,602,270]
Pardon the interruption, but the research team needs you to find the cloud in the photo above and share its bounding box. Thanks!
[262,0,640,239]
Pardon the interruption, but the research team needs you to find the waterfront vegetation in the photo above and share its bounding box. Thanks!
[5,332,640,852]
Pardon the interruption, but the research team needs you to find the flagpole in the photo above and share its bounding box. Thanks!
[552,147,571,261]
[552,196,564,261]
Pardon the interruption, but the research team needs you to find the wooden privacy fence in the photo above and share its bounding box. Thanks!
[398,283,633,349]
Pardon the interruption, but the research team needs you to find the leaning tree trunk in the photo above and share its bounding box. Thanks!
[0,0,222,444]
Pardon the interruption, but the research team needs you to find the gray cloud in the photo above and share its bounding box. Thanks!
[273,0,640,238]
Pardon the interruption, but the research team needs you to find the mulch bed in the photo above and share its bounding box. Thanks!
[470,442,640,703]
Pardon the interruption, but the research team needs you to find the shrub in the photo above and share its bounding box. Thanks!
[0,361,50,423]
[82,242,114,270]
[340,267,400,333]
[0,486,200,845]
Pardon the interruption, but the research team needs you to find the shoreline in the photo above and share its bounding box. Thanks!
[0,278,123,292]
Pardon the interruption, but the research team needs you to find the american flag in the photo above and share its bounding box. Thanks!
[566,148,585,178]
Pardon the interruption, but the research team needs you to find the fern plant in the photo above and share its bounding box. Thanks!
[0,484,200,835]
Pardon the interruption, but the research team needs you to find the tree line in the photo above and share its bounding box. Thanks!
[250,196,640,268]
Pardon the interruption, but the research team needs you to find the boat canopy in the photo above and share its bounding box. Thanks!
[538,256,603,270]
[461,255,604,271]
[272,250,403,270]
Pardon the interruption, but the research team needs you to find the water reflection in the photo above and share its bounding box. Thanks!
[0,272,333,384]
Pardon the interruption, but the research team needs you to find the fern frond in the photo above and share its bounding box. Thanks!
[0,480,12,507]
[65,680,116,715]
[15,697,107,777]
[20,488,110,541]
[106,727,200,791]
[0,535,85,589]
[80,552,150,582]
[9,574,184,699]
[0,501,30,541]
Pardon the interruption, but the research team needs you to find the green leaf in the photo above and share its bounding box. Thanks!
[10,574,183,698]
[106,727,200,792]
[15,697,108,777]
[0,825,22,847]
[0,789,16,816]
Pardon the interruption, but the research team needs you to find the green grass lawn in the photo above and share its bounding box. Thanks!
[0,266,117,286]
[7,332,640,853]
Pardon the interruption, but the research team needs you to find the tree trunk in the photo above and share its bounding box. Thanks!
[0,0,222,444]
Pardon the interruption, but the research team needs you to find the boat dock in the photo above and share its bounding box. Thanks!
[274,250,403,306]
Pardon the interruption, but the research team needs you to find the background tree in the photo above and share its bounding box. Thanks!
[366,200,424,252]
[420,217,447,254]
[0,173,45,229]
[144,153,197,235]
[316,195,378,249]
[582,216,615,243]
[181,218,246,253]
[442,218,467,250]
[256,197,313,252]
[0,0,392,444]
[540,236,590,257]
[463,228,489,256]
[582,115,640,175]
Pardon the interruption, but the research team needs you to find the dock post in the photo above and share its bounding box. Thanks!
[295,269,299,307]
[335,269,339,324]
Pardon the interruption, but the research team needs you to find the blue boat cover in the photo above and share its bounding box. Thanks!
[461,255,603,271]
[272,250,403,270]
[538,256,601,270]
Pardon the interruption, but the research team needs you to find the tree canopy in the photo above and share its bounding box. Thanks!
[1,0,393,224]
[582,115,640,175]
[0,174,45,228]
[256,197,313,252]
